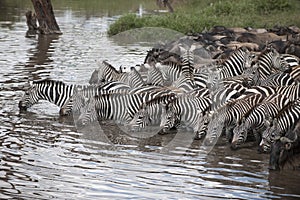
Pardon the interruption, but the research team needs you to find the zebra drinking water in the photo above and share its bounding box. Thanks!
[19,79,130,116]
[77,93,144,125]
[19,79,77,114]
[260,98,300,153]
[231,94,290,149]
[159,94,212,138]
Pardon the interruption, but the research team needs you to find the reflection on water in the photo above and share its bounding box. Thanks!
[0,1,300,199]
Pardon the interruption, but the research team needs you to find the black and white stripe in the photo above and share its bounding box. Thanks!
[160,94,211,137]
[19,80,76,113]
[60,81,131,115]
[89,61,128,85]
[78,93,144,125]
[218,46,254,79]
[231,94,290,149]
[260,98,300,152]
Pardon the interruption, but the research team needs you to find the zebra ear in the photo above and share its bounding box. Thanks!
[119,65,123,73]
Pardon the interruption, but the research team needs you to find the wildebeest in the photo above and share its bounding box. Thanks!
[269,120,300,170]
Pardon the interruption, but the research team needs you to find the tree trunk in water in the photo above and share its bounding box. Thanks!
[30,0,62,34]
[163,0,174,13]
[156,0,174,13]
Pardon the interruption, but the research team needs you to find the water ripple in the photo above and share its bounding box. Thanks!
[0,5,299,200]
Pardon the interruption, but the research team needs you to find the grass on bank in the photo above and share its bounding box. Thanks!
[108,0,300,36]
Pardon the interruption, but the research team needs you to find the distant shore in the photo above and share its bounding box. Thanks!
[108,0,300,36]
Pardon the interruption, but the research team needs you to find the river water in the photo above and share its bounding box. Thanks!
[0,1,300,199]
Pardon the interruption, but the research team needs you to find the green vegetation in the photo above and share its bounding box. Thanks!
[108,0,300,36]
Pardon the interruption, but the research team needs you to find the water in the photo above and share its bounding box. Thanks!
[1,1,300,199]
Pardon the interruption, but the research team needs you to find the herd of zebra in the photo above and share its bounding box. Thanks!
[19,44,300,170]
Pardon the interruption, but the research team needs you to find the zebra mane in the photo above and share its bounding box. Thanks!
[144,48,160,64]
[33,79,67,86]
[102,60,121,74]
[160,60,182,67]
[217,46,248,66]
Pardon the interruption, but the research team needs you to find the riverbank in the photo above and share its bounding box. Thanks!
[108,0,300,36]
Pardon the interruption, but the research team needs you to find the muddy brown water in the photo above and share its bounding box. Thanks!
[0,1,300,199]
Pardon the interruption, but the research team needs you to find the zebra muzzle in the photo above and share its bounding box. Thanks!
[18,101,27,111]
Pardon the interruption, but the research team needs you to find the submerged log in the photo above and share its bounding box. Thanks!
[29,0,62,34]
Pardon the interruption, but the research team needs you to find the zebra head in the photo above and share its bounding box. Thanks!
[245,52,256,68]
[159,105,180,134]
[77,97,98,126]
[194,114,209,140]
[19,81,40,111]
[274,55,291,72]
[96,61,120,83]
[231,122,248,150]
[267,45,290,72]
[260,118,279,153]
[128,104,151,129]
[242,63,260,85]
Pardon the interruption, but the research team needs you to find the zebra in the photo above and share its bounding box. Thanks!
[77,93,144,125]
[209,84,245,111]
[127,66,145,88]
[171,75,195,93]
[19,79,77,114]
[129,84,181,103]
[187,87,210,98]
[258,71,295,87]
[231,94,290,149]
[144,48,181,68]
[205,93,265,145]
[180,50,194,86]
[129,87,210,130]
[243,85,276,97]
[156,61,182,84]
[19,79,131,116]
[78,85,180,125]
[289,65,300,82]
[128,93,177,130]
[276,84,300,101]
[159,94,211,138]
[218,46,254,79]
[280,54,300,68]
[196,47,255,90]
[60,81,131,115]
[193,71,210,88]
[146,65,164,86]
[254,46,291,81]
[244,84,300,102]
[89,60,128,85]
[260,98,300,153]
